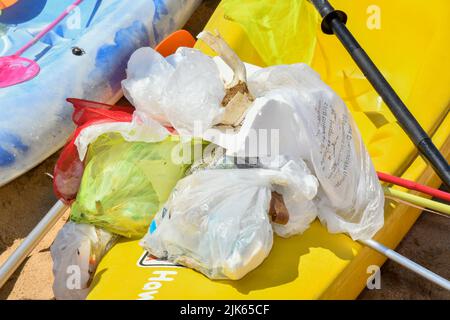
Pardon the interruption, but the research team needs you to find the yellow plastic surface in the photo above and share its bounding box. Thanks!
[88,0,450,299]
[221,0,319,65]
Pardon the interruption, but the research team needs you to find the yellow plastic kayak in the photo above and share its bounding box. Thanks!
[87,0,450,299]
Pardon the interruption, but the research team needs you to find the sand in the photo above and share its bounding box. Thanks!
[0,152,65,299]
[0,0,449,300]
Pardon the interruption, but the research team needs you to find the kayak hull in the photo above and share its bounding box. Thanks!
[0,0,201,186]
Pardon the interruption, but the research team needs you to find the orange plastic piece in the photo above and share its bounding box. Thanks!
[0,0,18,10]
[154,29,196,57]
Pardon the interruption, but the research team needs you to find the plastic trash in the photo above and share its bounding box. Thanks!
[188,150,319,237]
[208,62,385,240]
[53,99,136,203]
[50,222,118,300]
[252,64,385,240]
[53,98,171,203]
[123,32,383,242]
[122,47,226,135]
[261,156,319,237]
[121,31,259,137]
[140,159,318,280]
[222,0,319,66]
[185,145,237,175]
[123,32,384,240]
[70,132,197,238]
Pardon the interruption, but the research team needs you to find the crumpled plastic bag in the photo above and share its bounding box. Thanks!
[70,132,197,238]
[122,47,225,135]
[53,98,171,203]
[260,156,319,237]
[185,144,237,175]
[53,99,136,203]
[74,110,170,162]
[222,0,319,66]
[50,222,118,300]
[207,62,384,240]
[188,147,319,237]
[140,159,318,280]
[250,64,384,240]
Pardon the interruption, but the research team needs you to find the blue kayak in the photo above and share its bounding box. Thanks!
[0,0,200,186]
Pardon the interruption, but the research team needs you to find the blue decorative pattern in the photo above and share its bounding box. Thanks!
[0,0,201,185]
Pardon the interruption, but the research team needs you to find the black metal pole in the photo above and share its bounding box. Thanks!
[308,0,450,187]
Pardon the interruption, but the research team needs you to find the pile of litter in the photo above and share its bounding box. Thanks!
[50,32,384,299]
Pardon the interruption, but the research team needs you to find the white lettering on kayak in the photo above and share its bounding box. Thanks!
[137,270,177,300]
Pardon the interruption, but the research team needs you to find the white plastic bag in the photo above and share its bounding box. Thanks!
[122,47,225,135]
[187,150,319,238]
[249,64,384,240]
[184,145,237,175]
[261,157,319,237]
[141,169,273,280]
[140,160,318,280]
[75,111,169,161]
[50,222,117,300]
[205,62,384,240]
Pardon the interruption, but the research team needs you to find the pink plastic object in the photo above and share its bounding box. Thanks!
[0,0,83,88]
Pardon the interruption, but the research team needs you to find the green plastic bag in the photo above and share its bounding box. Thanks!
[70,133,201,238]
[222,0,319,66]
